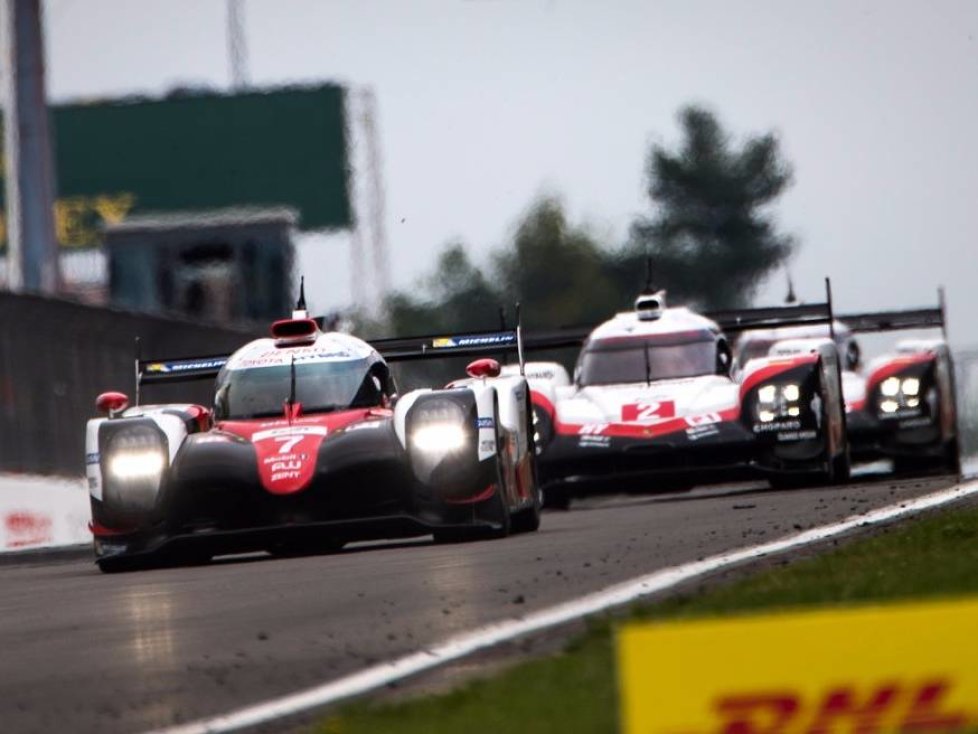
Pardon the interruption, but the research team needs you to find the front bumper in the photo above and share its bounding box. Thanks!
[538,419,828,491]
[847,408,945,461]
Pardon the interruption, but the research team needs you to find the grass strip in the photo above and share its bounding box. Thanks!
[315,502,978,734]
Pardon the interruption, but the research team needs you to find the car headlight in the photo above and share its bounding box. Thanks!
[108,450,166,480]
[411,423,467,453]
[409,399,470,455]
[105,426,168,481]
[875,372,929,418]
[755,382,804,423]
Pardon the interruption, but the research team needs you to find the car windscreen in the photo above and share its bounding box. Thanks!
[579,338,717,386]
[214,357,379,419]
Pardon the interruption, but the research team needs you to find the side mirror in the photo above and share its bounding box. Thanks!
[845,341,861,372]
[96,391,129,417]
[466,358,501,379]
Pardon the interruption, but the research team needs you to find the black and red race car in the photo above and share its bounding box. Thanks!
[85,300,541,572]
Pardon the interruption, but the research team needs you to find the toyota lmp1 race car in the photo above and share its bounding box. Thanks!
[518,285,850,507]
[85,298,541,572]
[735,292,960,476]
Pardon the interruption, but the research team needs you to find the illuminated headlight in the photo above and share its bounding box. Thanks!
[108,450,166,480]
[754,382,804,424]
[411,423,467,453]
[875,374,928,418]
[408,399,470,455]
[881,377,900,397]
[105,426,167,481]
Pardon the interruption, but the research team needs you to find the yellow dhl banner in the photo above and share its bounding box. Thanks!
[618,597,978,734]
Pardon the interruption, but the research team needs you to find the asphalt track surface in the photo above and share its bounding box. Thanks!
[0,474,959,734]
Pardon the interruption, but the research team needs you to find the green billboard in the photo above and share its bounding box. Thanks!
[0,84,351,248]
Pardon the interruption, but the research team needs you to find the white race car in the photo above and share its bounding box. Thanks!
[736,298,959,475]
[519,291,850,506]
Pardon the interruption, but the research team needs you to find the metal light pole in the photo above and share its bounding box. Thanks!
[1,0,60,294]
[227,0,249,91]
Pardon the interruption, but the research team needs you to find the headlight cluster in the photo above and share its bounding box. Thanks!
[409,399,470,455]
[755,382,803,424]
[877,376,921,415]
[106,426,168,481]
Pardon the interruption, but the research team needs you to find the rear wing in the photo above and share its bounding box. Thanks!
[705,302,833,335]
[522,278,837,351]
[370,327,526,366]
[837,288,948,339]
[133,318,529,405]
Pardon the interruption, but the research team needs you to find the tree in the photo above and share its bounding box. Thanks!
[494,198,624,329]
[626,105,795,310]
[386,242,501,338]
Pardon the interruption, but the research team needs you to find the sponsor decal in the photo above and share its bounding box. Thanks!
[480,439,497,453]
[233,348,356,370]
[622,400,676,423]
[344,421,384,432]
[618,597,978,734]
[899,416,933,429]
[252,426,329,442]
[4,511,53,549]
[753,419,802,434]
[85,452,100,465]
[145,358,227,374]
[686,424,720,442]
[525,367,556,380]
[476,417,496,430]
[579,435,611,449]
[686,413,722,427]
[579,423,610,436]
[880,408,925,422]
[776,429,818,442]
[431,333,516,349]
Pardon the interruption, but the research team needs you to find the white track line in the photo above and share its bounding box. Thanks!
[149,479,978,734]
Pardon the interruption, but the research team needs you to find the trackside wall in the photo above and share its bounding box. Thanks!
[0,291,258,476]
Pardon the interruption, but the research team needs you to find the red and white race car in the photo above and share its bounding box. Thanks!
[519,291,850,506]
[85,296,541,572]
[736,297,959,475]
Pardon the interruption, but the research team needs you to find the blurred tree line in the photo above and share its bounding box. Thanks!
[375,104,796,341]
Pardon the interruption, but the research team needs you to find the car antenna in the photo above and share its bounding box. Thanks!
[642,255,655,295]
[293,276,308,319]
[287,354,297,424]
[644,340,652,386]
[785,273,797,305]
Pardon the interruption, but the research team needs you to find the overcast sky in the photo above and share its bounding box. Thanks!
[43,0,978,344]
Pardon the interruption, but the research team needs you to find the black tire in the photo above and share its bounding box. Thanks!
[944,439,962,477]
[434,400,512,543]
[511,391,543,533]
[96,555,153,574]
[432,485,511,543]
[543,484,572,510]
[511,487,542,533]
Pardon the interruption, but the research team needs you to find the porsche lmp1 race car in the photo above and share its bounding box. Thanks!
[85,299,541,572]
[735,294,959,475]
[518,288,850,506]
